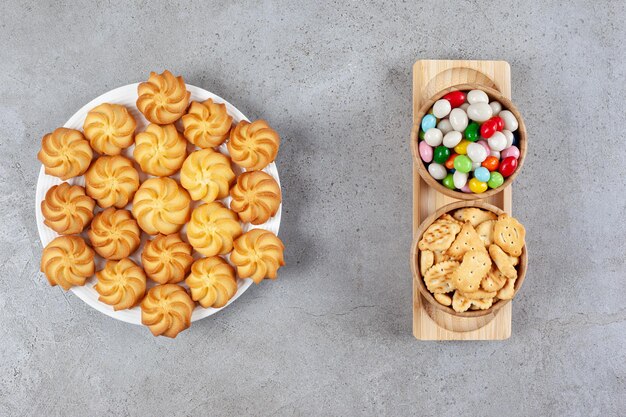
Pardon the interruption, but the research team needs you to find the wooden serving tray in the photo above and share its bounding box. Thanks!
[412,60,513,340]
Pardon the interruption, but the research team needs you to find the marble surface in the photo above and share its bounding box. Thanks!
[1,1,624,416]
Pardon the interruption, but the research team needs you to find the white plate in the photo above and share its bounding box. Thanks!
[35,83,281,325]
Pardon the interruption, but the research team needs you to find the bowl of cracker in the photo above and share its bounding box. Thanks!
[411,201,527,317]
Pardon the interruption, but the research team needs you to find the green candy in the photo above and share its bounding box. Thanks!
[453,155,472,173]
[464,122,480,142]
[433,146,450,164]
[488,171,504,188]
[442,173,455,190]
[419,129,425,140]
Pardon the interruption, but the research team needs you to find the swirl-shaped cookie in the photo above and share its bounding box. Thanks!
[141,284,195,338]
[186,202,242,257]
[94,258,146,311]
[40,236,95,290]
[181,99,233,148]
[85,155,140,208]
[230,229,285,284]
[185,257,237,308]
[133,124,187,176]
[230,171,281,224]
[180,149,235,203]
[142,233,193,284]
[227,120,280,171]
[88,208,141,260]
[41,182,95,235]
[83,103,136,155]
[136,70,190,125]
[132,178,191,235]
[37,128,93,180]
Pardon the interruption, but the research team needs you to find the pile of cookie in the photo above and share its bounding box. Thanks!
[418,207,525,313]
[37,70,285,338]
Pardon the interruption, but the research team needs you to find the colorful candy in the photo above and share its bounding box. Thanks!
[433,99,452,118]
[499,156,518,177]
[433,146,450,164]
[417,88,521,193]
[443,91,466,108]
[453,155,472,173]
[468,178,488,193]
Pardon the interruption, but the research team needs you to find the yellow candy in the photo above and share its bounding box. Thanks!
[469,178,488,193]
[454,140,470,155]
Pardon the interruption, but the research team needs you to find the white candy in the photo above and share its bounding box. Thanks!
[437,119,453,135]
[428,163,447,180]
[499,110,518,131]
[502,129,514,148]
[467,102,493,122]
[490,150,501,159]
[442,131,462,148]
[460,103,470,111]
[467,142,488,163]
[489,101,502,115]
[488,131,507,152]
[424,128,443,147]
[449,108,468,132]
[453,171,468,189]
[433,99,451,118]
[471,162,481,171]
[467,89,489,104]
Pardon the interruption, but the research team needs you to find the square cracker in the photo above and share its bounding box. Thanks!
[447,222,487,260]
[453,208,497,227]
[481,266,507,292]
[418,217,461,252]
[451,250,491,293]
[424,261,459,293]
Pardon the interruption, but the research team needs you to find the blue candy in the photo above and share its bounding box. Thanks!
[474,166,490,182]
[421,114,437,132]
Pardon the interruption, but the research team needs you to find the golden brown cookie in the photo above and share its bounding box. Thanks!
[83,103,136,155]
[40,236,95,290]
[186,202,242,256]
[458,289,496,300]
[136,70,190,124]
[476,219,495,247]
[497,278,516,300]
[419,250,434,277]
[229,171,281,225]
[141,284,195,338]
[41,182,95,235]
[84,155,140,208]
[230,229,285,284]
[38,128,93,180]
[185,257,238,308]
[446,222,487,260]
[88,208,141,260]
[133,124,187,176]
[434,293,452,307]
[227,120,280,171]
[94,258,146,311]
[180,148,235,203]
[131,178,191,235]
[488,244,518,280]
[452,208,497,227]
[182,99,233,148]
[141,233,193,284]
[481,266,507,292]
[418,216,461,252]
[452,291,494,313]
[423,261,459,293]
[451,250,491,293]
[493,214,526,257]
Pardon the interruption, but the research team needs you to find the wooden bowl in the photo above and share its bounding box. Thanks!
[410,83,527,200]
[410,200,528,318]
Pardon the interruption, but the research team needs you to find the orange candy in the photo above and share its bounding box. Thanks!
[482,156,500,172]
[444,153,458,170]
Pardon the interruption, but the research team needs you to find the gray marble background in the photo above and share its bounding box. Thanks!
[1,1,625,416]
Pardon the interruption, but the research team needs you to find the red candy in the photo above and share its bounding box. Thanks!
[493,116,504,131]
[443,91,466,108]
[499,156,518,177]
[482,156,500,172]
[444,153,458,170]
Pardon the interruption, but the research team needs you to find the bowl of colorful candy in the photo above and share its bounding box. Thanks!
[411,84,526,200]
